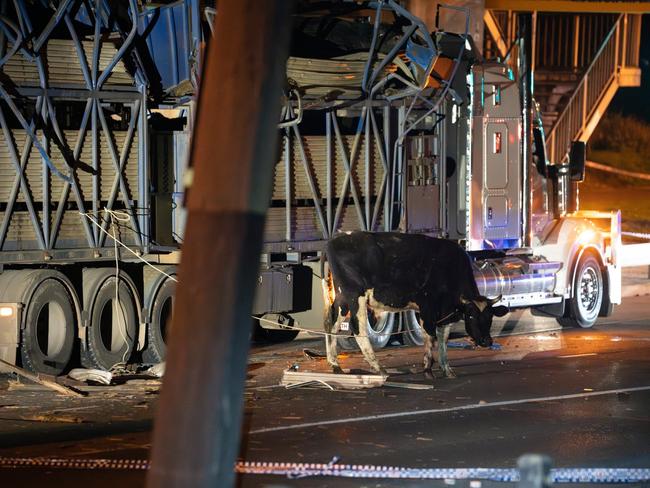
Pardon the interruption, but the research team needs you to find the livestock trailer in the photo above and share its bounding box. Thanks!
[0,1,648,375]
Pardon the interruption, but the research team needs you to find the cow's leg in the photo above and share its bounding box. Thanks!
[423,334,436,371]
[436,324,455,378]
[353,296,386,375]
[422,317,436,371]
[325,308,344,374]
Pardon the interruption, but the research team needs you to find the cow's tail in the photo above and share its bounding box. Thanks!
[320,251,337,332]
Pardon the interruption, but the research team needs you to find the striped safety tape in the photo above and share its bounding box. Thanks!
[1,457,649,483]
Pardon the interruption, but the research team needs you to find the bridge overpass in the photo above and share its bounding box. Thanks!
[409,0,648,164]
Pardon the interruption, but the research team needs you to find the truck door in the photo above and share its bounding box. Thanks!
[482,119,521,242]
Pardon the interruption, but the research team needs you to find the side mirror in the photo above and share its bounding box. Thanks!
[532,128,548,176]
[569,141,586,182]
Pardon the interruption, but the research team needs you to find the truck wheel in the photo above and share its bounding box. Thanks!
[401,311,425,346]
[20,279,75,375]
[142,279,175,364]
[252,314,300,343]
[559,253,604,328]
[337,310,395,351]
[81,277,137,370]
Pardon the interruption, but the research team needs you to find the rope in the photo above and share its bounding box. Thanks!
[78,210,487,345]
[586,160,650,181]
[80,211,178,283]
[254,310,458,340]
[1,457,648,483]
[108,209,132,368]
[622,231,650,241]
[82,210,418,341]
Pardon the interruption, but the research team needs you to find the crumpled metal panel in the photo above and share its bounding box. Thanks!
[138,0,200,96]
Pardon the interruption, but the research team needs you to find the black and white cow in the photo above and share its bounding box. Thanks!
[323,232,508,377]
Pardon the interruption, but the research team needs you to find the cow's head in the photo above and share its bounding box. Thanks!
[459,295,508,347]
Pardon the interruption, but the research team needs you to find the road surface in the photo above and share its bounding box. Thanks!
[0,296,649,487]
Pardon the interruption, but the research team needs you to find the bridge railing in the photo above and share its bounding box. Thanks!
[546,13,641,164]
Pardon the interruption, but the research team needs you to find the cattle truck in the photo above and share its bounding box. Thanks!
[0,1,647,375]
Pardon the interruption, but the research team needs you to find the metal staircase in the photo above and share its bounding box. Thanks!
[484,10,642,164]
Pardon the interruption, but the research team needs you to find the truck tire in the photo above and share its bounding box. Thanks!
[142,278,175,364]
[400,311,425,346]
[20,279,76,375]
[558,253,604,328]
[337,311,395,351]
[81,277,137,370]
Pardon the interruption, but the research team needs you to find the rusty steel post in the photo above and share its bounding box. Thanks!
[146,1,292,487]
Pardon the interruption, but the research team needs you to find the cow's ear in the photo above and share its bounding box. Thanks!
[492,305,509,317]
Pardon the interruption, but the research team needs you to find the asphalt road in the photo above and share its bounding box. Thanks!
[0,296,649,487]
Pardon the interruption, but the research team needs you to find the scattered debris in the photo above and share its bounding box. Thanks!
[16,414,85,424]
[146,362,165,378]
[281,370,386,389]
[0,358,84,398]
[125,379,161,387]
[285,379,335,390]
[384,381,434,390]
[68,368,113,385]
[385,367,411,375]
[303,348,326,360]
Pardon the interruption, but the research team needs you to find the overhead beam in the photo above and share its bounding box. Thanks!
[485,0,650,13]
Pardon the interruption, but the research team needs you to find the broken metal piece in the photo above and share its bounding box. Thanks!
[0,358,84,398]
[68,368,113,385]
[302,348,326,360]
[383,381,434,390]
[146,362,166,378]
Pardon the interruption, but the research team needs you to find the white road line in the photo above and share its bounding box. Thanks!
[248,385,650,435]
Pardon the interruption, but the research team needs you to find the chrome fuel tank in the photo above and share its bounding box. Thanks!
[473,256,562,298]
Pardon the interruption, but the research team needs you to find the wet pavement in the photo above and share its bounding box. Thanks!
[0,296,649,487]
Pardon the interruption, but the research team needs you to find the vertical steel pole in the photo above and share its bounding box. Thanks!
[573,15,580,69]
[365,105,371,229]
[284,130,291,242]
[326,112,332,235]
[439,104,446,237]
[518,13,533,247]
[147,2,292,487]
[383,106,391,231]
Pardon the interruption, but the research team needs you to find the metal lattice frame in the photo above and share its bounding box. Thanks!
[273,106,392,249]
[267,2,472,252]
[0,0,148,261]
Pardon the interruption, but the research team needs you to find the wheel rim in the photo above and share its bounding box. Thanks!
[367,310,393,336]
[99,296,130,353]
[402,311,425,345]
[158,296,173,343]
[577,264,601,320]
[35,302,67,357]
